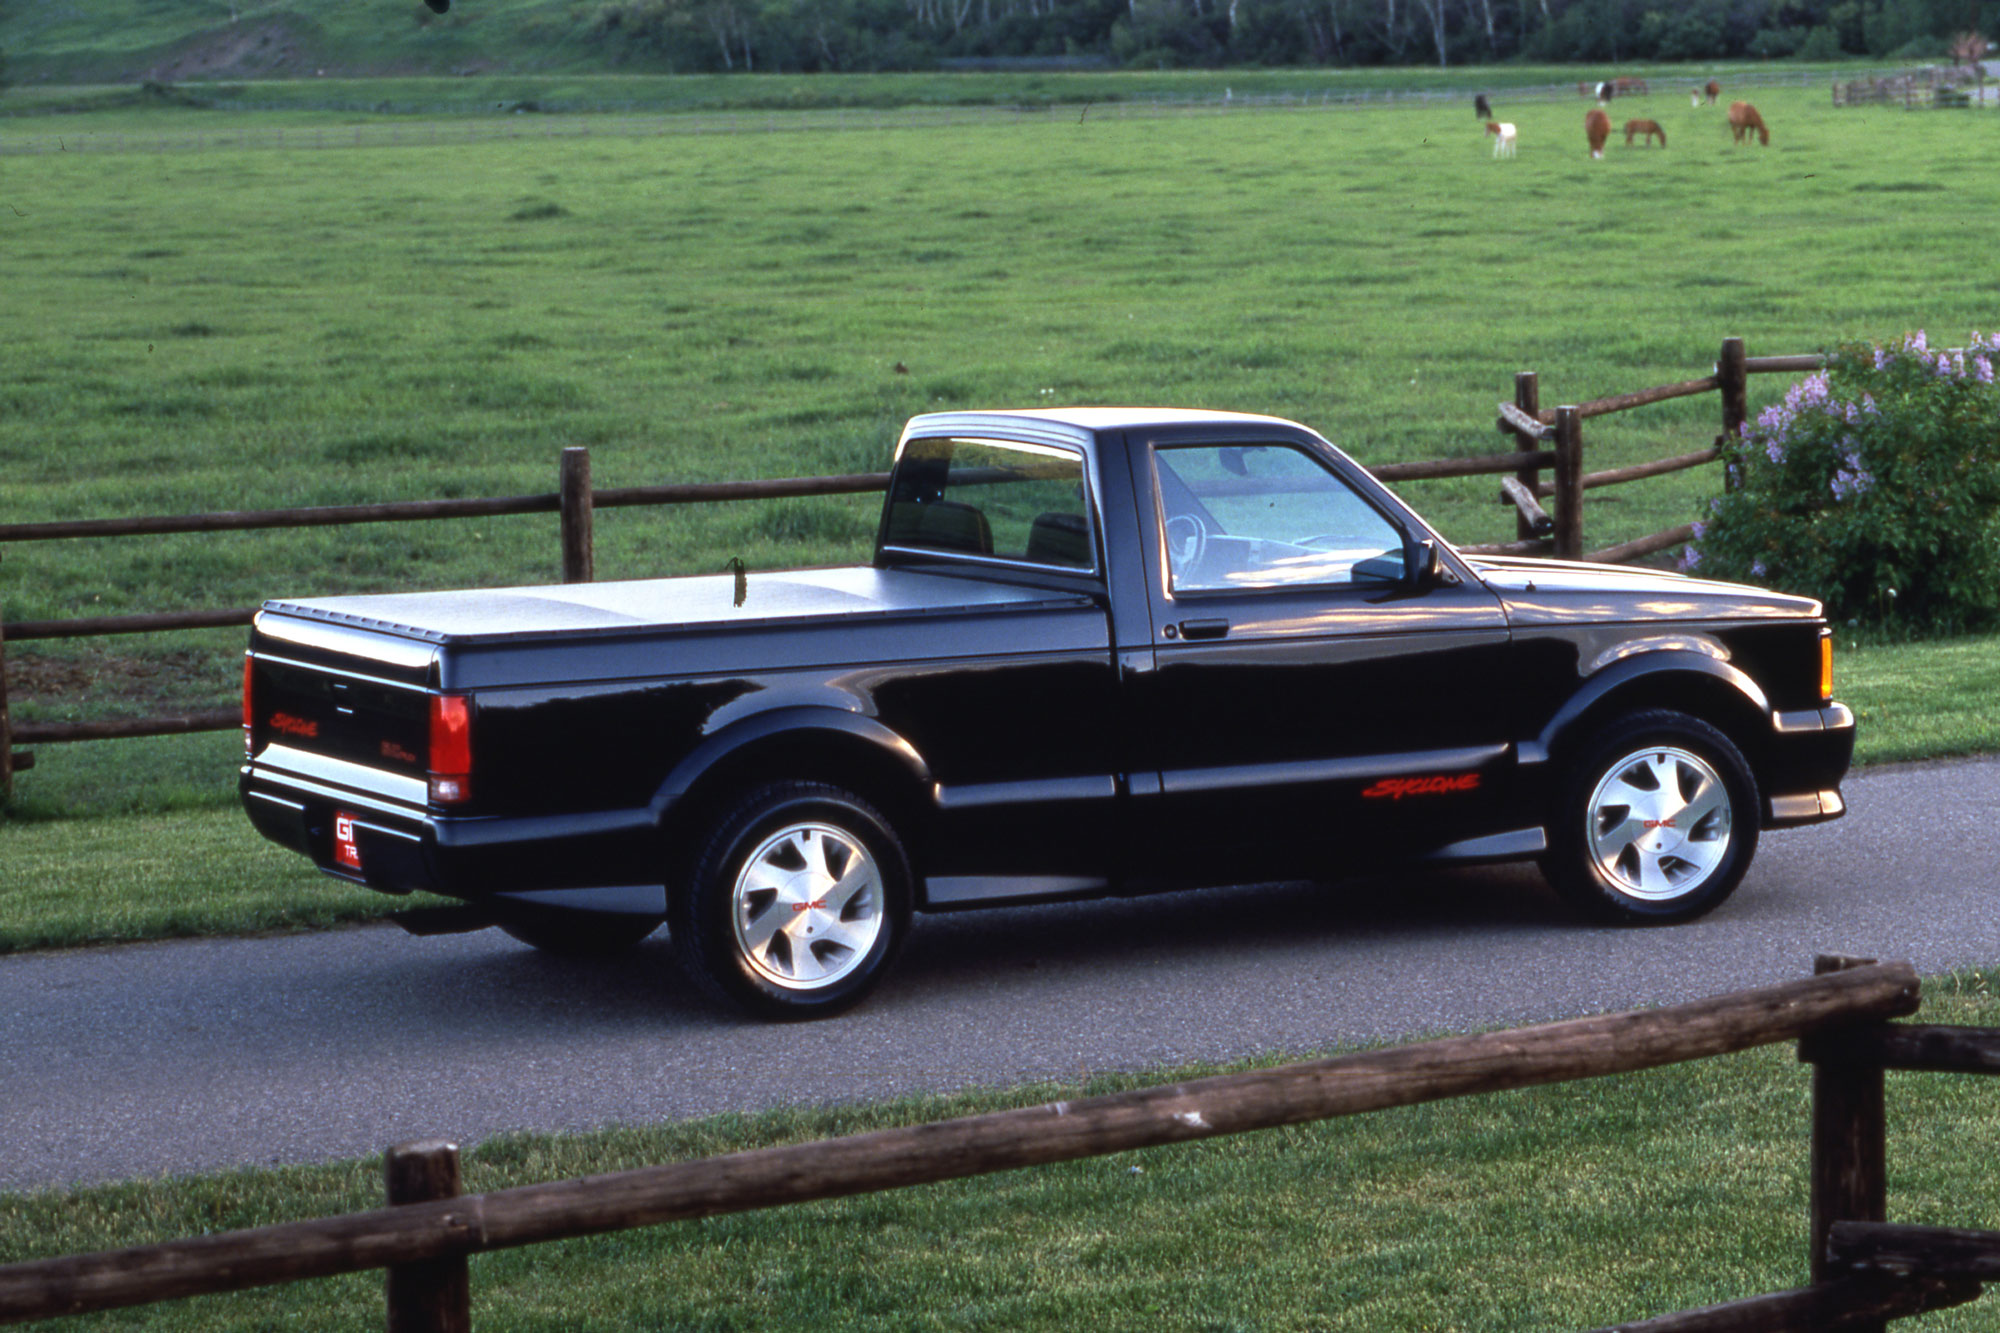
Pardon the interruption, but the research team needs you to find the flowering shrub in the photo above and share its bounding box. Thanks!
[1684,330,2000,635]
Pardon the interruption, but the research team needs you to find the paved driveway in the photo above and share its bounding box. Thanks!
[4,755,1996,1193]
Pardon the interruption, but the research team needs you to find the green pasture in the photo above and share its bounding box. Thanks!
[5,973,2000,1330]
[3,78,1999,827]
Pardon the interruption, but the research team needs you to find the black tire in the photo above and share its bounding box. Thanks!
[497,906,661,956]
[1543,709,1760,923]
[671,782,912,1020]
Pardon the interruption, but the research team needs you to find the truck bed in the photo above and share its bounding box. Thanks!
[260,565,1089,646]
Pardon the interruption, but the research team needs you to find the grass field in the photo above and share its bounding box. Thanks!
[5,76,1999,813]
[4,971,1999,1330]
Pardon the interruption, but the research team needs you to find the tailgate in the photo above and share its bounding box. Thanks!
[246,614,437,787]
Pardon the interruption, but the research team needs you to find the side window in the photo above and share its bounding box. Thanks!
[1155,444,1407,592]
[883,437,1094,571]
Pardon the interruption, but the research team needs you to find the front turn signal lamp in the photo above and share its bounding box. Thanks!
[1819,630,1835,701]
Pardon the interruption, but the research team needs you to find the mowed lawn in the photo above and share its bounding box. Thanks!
[4,80,1998,632]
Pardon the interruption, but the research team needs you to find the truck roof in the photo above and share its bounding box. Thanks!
[902,407,1308,437]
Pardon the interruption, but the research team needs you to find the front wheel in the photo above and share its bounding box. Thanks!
[672,782,912,1020]
[1543,710,1760,923]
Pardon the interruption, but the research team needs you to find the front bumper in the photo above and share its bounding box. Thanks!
[1762,701,1856,828]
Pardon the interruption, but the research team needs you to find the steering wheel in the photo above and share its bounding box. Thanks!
[1165,514,1209,578]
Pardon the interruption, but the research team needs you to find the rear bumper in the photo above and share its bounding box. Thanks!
[1762,701,1856,829]
[240,765,664,903]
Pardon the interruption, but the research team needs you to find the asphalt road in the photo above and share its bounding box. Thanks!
[5,755,1997,1194]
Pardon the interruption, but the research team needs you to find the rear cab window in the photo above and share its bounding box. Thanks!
[881,437,1097,573]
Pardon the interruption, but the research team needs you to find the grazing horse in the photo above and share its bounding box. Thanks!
[1596,80,1614,102]
[1624,118,1665,147]
[1474,93,1493,120]
[1585,107,1611,158]
[1727,100,1769,146]
[1485,121,1517,158]
[1613,76,1647,95]
[1705,79,1722,104]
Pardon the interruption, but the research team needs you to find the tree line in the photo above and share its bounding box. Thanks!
[588,0,1995,71]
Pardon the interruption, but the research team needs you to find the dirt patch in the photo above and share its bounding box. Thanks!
[141,16,322,83]
[3,648,223,712]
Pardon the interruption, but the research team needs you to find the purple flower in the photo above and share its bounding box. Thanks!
[1750,560,1767,578]
[1691,520,1706,540]
[1977,355,1994,385]
[1910,329,1929,354]
[1765,439,1786,465]
[1678,545,1702,572]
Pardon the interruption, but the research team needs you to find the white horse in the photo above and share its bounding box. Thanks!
[1486,121,1517,158]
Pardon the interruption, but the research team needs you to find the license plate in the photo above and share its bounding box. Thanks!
[333,813,363,871]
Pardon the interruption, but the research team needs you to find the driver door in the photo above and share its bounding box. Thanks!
[1124,436,1515,884]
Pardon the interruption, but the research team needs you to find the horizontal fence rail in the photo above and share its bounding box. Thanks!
[0,961,1931,1326]
[0,336,1882,791]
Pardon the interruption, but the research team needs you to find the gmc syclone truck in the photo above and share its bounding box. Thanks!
[242,409,1854,1017]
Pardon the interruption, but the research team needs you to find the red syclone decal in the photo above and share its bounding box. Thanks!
[270,712,319,739]
[1361,773,1481,800]
[381,740,418,764]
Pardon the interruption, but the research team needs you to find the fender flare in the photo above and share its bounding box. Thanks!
[648,705,933,823]
[1524,650,1772,765]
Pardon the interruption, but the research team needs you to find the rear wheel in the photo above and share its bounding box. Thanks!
[1544,710,1759,923]
[672,782,911,1020]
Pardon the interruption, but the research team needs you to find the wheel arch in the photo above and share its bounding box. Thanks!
[651,707,934,890]
[1534,652,1775,778]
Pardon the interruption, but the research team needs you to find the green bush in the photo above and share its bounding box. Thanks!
[1685,331,2000,635]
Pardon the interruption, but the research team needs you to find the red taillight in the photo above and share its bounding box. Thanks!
[429,693,472,805]
[241,654,255,756]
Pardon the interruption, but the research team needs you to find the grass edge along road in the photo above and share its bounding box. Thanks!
[3,972,1999,1331]
[1,628,1996,955]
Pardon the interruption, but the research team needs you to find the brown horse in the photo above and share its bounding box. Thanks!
[1728,100,1769,146]
[1613,76,1648,95]
[1704,79,1721,104]
[1585,107,1611,159]
[1624,119,1665,147]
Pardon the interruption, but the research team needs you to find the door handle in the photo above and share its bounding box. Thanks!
[1176,618,1230,641]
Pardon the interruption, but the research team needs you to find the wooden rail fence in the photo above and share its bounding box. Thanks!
[0,335,1819,794]
[0,958,1993,1329]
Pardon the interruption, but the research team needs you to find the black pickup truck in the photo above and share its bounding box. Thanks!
[242,408,1853,1017]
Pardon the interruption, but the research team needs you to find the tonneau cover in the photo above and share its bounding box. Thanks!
[259,566,1088,645]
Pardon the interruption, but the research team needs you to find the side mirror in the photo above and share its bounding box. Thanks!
[1410,538,1457,589]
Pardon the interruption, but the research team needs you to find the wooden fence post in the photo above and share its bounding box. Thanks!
[1806,954,1889,1333]
[384,1140,470,1333]
[1718,337,1748,492]
[1511,371,1542,543]
[1553,405,1583,559]
[1,612,13,800]
[559,447,593,584]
